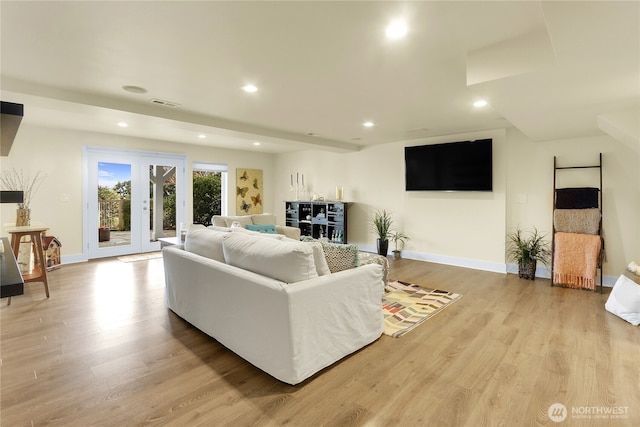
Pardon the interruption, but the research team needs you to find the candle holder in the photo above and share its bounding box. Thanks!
[290,172,307,200]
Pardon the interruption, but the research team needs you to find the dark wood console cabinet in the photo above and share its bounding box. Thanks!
[285,201,349,243]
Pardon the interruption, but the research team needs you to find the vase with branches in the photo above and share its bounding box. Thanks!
[1,168,45,226]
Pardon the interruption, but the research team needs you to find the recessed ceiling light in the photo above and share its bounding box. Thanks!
[198,134,206,139]
[242,84,258,93]
[117,122,128,128]
[253,141,261,146]
[122,85,148,94]
[473,99,488,108]
[385,19,408,39]
[363,121,375,128]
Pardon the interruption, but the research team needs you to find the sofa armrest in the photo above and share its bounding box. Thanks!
[284,263,384,382]
[276,225,301,240]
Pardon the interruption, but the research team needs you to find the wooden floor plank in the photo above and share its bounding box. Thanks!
[2,256,638,426]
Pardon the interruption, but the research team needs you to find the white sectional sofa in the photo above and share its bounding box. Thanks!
[163,227,384,385]
[211,213,301,240]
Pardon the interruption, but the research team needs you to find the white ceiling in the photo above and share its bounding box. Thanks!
[1,1,638,154]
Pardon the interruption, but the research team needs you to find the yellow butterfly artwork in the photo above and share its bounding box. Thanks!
[240,200,252,213]
[237,186,249,197]
[251,193,262,206]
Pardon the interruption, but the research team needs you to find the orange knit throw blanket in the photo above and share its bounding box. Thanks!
[553,232,601,290]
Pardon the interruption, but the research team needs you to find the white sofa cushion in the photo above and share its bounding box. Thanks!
[605,274,640,326]
[230,227,285,239]
[223,215,254,228]
[222,233,318,283]
[184,228,227,262]
[251,213,277,225]
[208,225,232,232]
[211,215,229,227]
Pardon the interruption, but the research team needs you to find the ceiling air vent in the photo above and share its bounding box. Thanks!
[149,98,180,108]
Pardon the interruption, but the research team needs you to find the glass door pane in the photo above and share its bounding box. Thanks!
[85,148,185,258]
[141,157,185,253]
[98,162,132,248]
[86,149,142,259]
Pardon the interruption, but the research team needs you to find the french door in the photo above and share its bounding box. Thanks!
[84,147,186,259]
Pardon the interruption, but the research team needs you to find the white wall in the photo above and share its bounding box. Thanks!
[505,128,640,280]
[0,124,275,260]
[276,129,508,272]
[275,127,640,281]
[3,122,637,281]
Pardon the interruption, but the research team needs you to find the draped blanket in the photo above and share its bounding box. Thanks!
[555,187,599,209]
[554,208,601,235]
[553,232,601,290]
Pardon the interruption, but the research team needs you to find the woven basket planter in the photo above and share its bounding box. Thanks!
[518,259,537,280]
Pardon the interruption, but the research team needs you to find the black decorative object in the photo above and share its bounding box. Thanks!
[0,190,24,204]
[377,239,389,257]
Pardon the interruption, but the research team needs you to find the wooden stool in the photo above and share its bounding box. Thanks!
[6,226,50,305]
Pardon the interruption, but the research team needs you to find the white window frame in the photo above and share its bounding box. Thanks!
[193,162,228,216]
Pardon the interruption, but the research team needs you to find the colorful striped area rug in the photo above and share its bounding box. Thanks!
[383,280,462,338]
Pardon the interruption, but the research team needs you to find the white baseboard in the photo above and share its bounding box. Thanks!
[61,253,88,265]
[359,244,616,287]
[358,244,505,274]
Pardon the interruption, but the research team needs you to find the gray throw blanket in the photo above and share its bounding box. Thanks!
[554,208,601,235]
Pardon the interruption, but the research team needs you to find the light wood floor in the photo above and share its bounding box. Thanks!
[1,256,638,426]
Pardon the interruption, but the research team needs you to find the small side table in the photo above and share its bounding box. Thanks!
[158,236,181,248]
[6,226,50,304]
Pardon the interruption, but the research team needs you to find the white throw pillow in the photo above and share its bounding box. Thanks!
[605,274,640,326]
[222,233,318,283]
[184,228,227,262]
[307,241,331,276]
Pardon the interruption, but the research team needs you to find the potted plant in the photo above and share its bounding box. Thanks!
[370,209,393,256]
[390,231,410,260]
[98,226,111,242]
[506,227,551,280]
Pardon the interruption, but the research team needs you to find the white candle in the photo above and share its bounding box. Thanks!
[302,174,304,186]
[291,174,293,185]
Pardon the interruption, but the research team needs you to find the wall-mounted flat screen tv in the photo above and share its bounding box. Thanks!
[405,138,492,191]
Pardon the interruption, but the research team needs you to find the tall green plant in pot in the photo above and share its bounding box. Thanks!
[506,227,551,280]
[370,209,393,256]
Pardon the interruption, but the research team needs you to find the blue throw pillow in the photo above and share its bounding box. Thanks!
[245,224,278,234]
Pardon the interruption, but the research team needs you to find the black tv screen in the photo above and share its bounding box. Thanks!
[405,139,492,191]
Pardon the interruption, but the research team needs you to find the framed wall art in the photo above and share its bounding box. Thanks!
[236,168,263,214]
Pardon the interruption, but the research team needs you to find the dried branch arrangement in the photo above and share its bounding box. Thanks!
[0,168,45,209]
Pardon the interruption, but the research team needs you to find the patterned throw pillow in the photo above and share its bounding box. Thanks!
[302,237,359,273]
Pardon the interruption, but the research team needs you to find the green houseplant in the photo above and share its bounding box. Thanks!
[370,209,393,256]
[506,227,551,280]
[390,231,410,260]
